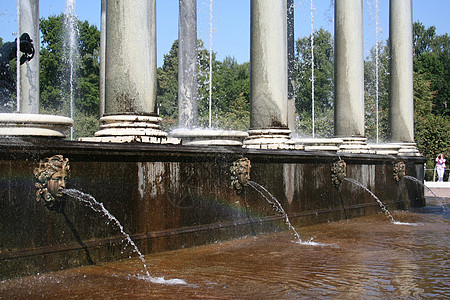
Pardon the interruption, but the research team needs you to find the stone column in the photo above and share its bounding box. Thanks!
[94,0,167,143]
[99,0,106,117]
[389,0,414,142]
[334,0,368,152]
[388,0,418,155]
[19,0,39,114]
[287,0,296,132]
[178,0,198,128]
[245,0,292,149]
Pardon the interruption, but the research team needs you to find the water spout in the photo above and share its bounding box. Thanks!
[403,175,446,211]
[63,188,187,285]
[343,177,396,223]
[63,0,79,140]
[248,181,325,246]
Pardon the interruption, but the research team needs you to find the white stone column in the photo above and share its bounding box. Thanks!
[388,0,419,156]
[99,0,106,117]
[389,0,414,143]
[19,0,39,114]
[178,0,198,129]
[334,0,368,153]
[245,0,292,149]
[287,0,296,132]
[93,0,167,143]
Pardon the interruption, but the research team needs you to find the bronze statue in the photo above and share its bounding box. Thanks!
[34,155,70,210]
[0,33,35,111]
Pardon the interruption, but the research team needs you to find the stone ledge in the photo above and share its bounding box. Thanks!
[0,113,73,138]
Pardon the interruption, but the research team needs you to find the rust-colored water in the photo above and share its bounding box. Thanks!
[1,199,448,299]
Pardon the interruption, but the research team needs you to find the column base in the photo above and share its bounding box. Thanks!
[291,138,343,152]
[369,143,402,155]
[0,113,73,138]
[396,142,421,156]
[243,129,304,150]
[338,137,371,153]
[170,128,248,146]
[79,115,179,144]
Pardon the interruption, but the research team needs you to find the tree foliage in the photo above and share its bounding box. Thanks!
[40,14,100,139]
[412,22,450,165]
[364,42,390,142]
[157,40,250,131]
[295,29,334,137]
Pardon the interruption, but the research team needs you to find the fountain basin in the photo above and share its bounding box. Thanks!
[0,137,425,279]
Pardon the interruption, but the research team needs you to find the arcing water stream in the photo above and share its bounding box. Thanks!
[62,188,186,285]
[343,178,418,226]
[403,175,447,211]
[248,181,326,246]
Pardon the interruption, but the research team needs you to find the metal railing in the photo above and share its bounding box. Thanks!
[425,168,450,182]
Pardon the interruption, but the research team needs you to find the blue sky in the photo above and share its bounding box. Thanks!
[1,0,450,67]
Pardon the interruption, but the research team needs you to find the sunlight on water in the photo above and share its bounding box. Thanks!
[138,275,187,285]
[393,221,418,226]
[0,205,448,298]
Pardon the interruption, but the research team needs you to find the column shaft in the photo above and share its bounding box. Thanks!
[250,0,288,130]
[334,0,364,137]
[105,0,157,116]
[389,0,414,142]
[99,0,106,117]
[287,0,296,131]
[178,0,198,128]
[19,0,39,114]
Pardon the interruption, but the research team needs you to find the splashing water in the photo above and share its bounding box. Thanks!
[343,178,416,225]
[248,181,327,246]
[403,175,447,211]
[62,188,187,285]
[63,0,79,140]
[343,178,398,223]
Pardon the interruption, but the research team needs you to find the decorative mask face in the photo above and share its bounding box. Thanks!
[47,168,68,198]
[230,157,251,192]
[34,155,70,210]
[331,160,346,189]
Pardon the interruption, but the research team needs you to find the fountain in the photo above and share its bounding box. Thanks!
[169,0,249,146]
[0,0,73,138]
[0,0,427,287]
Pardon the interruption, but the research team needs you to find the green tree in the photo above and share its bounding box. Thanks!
[364,42,390,142]
[40,14,100,139]
[295,28,334,137]
[413,22,436,58]
[157,40,179,130]
[157,40,250,131]
[414,71,450,175]
[413,22,450,116]
[156,39,213,130]
[199,57,250,130]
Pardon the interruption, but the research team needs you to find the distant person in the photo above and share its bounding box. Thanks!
[435,153,446,182]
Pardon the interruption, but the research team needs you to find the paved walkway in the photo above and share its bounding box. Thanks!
[424,181,450,198]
